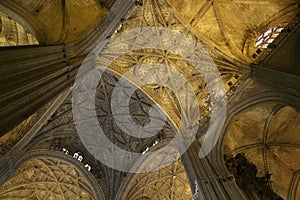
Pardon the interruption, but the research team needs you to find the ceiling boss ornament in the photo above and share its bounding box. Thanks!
[72,27,227,173]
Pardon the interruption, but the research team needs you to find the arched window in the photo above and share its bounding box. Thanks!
[85,164,92,171]
[73,152,79,159]
[78,155,84,162]
[61,147,69,154]
[255,27,284,49]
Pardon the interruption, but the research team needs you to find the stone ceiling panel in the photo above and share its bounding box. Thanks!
[0,157,99,199]
[0,0,109,44]
[168,0,299,63]
[224,104,300,199]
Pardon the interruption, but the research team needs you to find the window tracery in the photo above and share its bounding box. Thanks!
[255,27,284,49]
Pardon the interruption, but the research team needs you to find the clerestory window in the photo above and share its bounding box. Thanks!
[255,27,284,49]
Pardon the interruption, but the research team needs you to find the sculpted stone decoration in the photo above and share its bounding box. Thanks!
[71,0,246,195]
[37,97,76,141]
[89,71,178,198]
[0,0,298,200]
[0,11,38,46]
[0,117,32,156]
[0,157,97,199]
[121,158,193,200]
[0,0,264,198]
[102,0,246,127]
[95,72,176,154]
[28,71,178,199]
[28,96,111,197]
[71,0,248,172]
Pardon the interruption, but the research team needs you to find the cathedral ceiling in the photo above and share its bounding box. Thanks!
[168,0,299,63]
[0,156,101,199]
[0,0,110,44]
[93,0,249,132]
[223,104,300,199]
[0,0,299,199]
[120,159,193,200]
[23,71,182,199]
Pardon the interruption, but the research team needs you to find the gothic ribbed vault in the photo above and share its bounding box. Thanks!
[168,0,299,63]
[0,0,110,44]
[223,104,300,199]
[0,154,105,199]
[0,0,299,199]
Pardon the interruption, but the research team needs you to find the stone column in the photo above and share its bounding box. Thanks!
[182,139,246,200]
[0,45,72,136]
[0,0,135,137]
